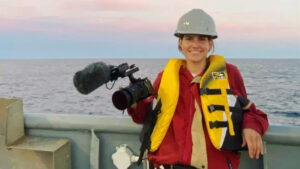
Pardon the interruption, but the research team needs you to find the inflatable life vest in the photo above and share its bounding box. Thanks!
[150,55,244,152]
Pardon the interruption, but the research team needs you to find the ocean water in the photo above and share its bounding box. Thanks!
[0,58,299,126]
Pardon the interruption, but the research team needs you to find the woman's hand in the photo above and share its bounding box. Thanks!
[130,103,137,109]
[242,128,263,159]
[119,86,137,110]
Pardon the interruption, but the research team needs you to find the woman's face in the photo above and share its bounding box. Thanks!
[179,34,212,64]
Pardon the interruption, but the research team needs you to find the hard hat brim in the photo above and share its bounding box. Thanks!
[174,33,218,39]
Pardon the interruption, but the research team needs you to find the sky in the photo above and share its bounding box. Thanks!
[0,0,299,59]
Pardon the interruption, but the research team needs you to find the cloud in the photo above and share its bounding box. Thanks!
[60,0,154,12]
[217,22,300,43]
[0,0,299,43]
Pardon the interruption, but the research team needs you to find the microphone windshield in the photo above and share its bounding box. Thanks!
[73,62,111,94]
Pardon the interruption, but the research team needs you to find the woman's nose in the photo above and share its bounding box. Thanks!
[191,40,201,48]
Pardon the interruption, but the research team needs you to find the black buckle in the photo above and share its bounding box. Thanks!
[208,105,215,112]
[226,89,233,95]
[200,88,222,95]
[208,105,225,112]
[200,88,208,95]
[209,121,228,129]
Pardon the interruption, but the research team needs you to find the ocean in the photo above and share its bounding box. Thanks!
[0,58,299,126]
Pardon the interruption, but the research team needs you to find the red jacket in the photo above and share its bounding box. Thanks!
[128,63,269,169]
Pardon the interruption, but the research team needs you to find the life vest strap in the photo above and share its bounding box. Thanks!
[209,121,228,129]
[208,105,224,112]
[137,100,162,165]
[208,105,236,113]
[200,88,221,95]
[200,88,233,95]
[226,89,233,95]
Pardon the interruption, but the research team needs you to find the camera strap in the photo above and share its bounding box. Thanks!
[136,99,162,165]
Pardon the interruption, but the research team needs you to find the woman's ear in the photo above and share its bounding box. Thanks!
[178,38,182,51]
[209,39,213,51]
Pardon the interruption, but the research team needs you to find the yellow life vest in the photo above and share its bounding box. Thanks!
[150,55,243,152]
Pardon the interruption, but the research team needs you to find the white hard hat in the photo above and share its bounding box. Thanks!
[174,9,218,39]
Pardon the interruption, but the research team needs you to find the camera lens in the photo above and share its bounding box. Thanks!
[112,90,133,110]
[112,78,153,110]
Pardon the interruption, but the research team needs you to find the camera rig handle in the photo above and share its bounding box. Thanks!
[110,63,139,82]
[126,64,140,84]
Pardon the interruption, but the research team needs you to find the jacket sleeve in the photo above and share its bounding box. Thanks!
[127,72,163,124]
[227,63,269,136]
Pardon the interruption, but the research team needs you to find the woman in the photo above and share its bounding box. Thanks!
[128,9,268,169]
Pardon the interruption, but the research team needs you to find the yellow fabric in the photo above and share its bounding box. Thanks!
[150,55,234,152]
[150,58,186,152]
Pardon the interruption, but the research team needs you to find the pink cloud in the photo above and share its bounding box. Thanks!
[89,16,174,32]
[0,17,70,34]
[60,0,154,12]
[216,21,300,43]
[1,16,298,44]
[0,16,173,38]
[0,18,32,31]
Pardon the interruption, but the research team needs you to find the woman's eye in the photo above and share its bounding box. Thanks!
[185,36,193,40]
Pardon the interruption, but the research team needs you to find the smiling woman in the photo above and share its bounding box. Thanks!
[127,9,269,169]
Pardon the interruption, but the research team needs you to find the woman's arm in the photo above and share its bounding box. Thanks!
[227,63,269,159]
